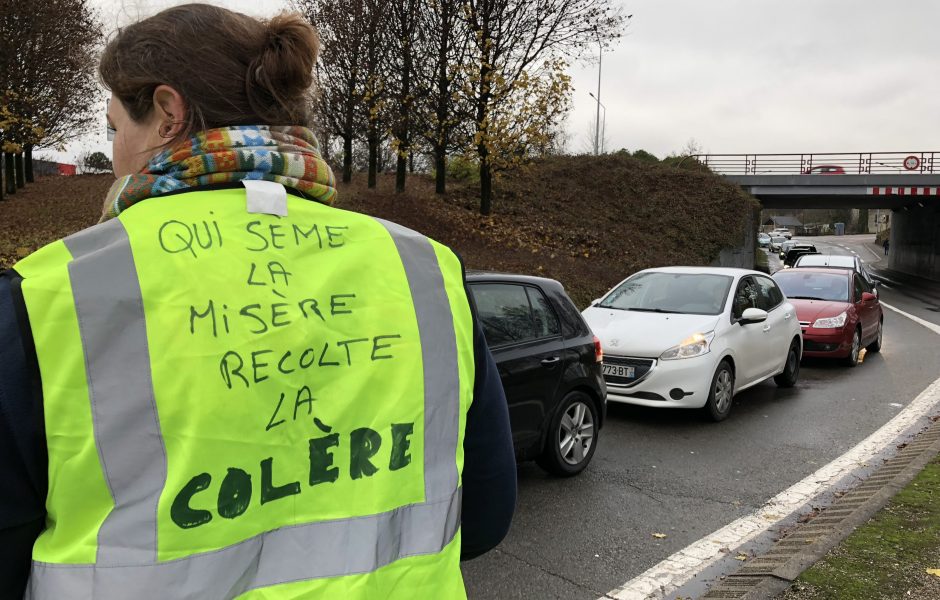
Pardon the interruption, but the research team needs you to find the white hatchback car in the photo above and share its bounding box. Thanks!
[583,267,802,421]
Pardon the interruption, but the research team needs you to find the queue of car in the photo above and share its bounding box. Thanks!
[473,238,884,476]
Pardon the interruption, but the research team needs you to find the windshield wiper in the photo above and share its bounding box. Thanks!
[787,295,828,301]
[627,307,683,314]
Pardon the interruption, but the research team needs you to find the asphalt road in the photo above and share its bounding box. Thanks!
[461,235,940,599]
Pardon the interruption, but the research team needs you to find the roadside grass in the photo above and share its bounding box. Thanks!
[781,455,940,599]
[755,247,770,273]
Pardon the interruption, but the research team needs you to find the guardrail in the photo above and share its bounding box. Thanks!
[695,152,939,175]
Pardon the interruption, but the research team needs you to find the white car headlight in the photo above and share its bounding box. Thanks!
[812,312,847,329]
[660,332,715,361]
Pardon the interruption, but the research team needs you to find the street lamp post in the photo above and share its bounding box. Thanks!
[593,38,602,156]
[588,92,606,154]
[591,15,631,156]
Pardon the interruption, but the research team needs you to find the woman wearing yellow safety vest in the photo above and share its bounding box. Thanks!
[0,4,516,598]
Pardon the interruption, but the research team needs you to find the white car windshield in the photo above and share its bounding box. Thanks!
[774,271,849,303]
[597,272,733,315]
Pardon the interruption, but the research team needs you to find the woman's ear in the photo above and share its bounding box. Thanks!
[152,84,187,139]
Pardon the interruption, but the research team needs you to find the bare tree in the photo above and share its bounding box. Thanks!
[460,0,626,215]
[415,0,473,194]
[385,0,425,193]
[296,0,367,183]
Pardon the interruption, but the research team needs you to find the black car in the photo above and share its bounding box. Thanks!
[466,272,606,476]
[783,244,818,267]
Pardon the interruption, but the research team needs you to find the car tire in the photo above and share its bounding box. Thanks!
[867,319,883,353]
[774,339,800,388]
[703,360,735,422]
[537,391,598,477]
[843,328,862,367]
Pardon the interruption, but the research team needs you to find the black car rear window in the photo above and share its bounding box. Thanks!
[469,283,560,346]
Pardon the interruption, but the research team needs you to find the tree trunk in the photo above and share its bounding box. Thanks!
[25,145,34,183]
[368,135,378,189]
[409,152,415,174]
[342,134,353,183]
[5,153,16,195]
[0,153,4,201]
[435,149,446,195]
[479,158,492,216]
[15,153,25,188]
[395,155,406,193]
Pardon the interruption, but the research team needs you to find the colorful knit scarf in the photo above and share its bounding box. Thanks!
[100,125,336,222]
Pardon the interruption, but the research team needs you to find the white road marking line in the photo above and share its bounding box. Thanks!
[601,304,940,600]
[865,245,883,261]
[851,251,858,255]
[882,302,940,335]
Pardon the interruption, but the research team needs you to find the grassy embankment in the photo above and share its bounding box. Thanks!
[1,155,758,306]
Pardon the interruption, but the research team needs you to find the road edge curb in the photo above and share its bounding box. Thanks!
[700,419,940,599]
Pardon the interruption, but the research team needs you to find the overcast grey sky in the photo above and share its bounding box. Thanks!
[74,0,940,161]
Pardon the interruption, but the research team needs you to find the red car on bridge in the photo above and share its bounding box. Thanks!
[772,268,882,367]
[802,165,846,175]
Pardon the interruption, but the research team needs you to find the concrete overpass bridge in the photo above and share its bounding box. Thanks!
[695,152,940,281]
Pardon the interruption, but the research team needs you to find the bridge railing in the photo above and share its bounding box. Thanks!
[694,152,939,175]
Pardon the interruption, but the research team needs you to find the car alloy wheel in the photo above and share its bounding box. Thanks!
[559,400,594,466]
[715,370,733,414]
[774,340,800,388]
[844,329,861,367]
[704,361,735,422]
[538,391,599,477]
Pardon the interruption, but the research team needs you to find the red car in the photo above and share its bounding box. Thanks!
[802,165,846,175]
[772,268,882,366]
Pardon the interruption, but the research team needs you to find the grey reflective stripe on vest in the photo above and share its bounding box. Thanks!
[376,219,460,502]
[28,217,463,599]
[64,219,167,565]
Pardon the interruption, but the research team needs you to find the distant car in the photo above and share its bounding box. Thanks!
[772,268,883,367]
[783,245,818,267]
[792,253,878,291]
[770,228,793,240]
[769,236,788,252]
[467,272,606,476]
[803,165,846,175]
[778,240,799,259]
[757,232,772,248]
[583,267,801,422]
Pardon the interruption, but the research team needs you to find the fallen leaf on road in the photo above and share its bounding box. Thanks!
[927,569,940,577]
[735,554,748,561]
[652,533,667,539]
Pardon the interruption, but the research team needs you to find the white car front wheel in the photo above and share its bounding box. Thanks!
[703,361,734,422]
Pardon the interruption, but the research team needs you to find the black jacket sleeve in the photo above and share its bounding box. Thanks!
[0,271,47,600]
[459,320,517,560]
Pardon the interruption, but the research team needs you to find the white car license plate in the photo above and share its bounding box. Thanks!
[603,364,635,378]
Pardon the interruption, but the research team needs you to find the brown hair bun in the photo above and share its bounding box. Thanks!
[246,13,320,125]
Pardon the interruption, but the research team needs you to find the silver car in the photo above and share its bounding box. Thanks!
[792,253,879,292]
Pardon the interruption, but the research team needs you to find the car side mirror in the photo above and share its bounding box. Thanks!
[739,308,768,324]
[861,292,877,303]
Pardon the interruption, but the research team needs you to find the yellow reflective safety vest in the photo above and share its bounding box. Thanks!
[15,186,475,599]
